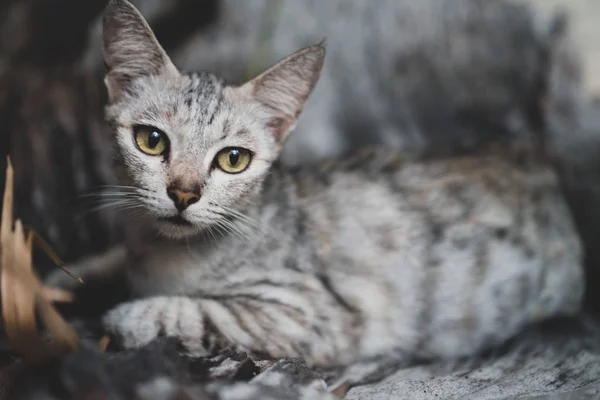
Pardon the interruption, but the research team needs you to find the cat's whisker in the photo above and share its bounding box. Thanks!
[86,199,145,209]
[73,186,148,208]
[78,198,144,217]
[204,223,219,243]
[227,210,259,230]
[212,219,233,239]
[210,214,247,240]
[125,207,151,221]
[96,184,145,191]
[113,206,152,223]
[212,221,227,239]
[228,218,254,238]
[221,221,245,243]
[75,193,143,202]
[232,215,262,239]
[208,203,262,233]
[230,209,261,230]
[86,197,140,206]
[217,217,252,243]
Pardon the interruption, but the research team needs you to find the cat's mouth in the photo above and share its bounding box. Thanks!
[159,215,192,226]
[154,214,199,239]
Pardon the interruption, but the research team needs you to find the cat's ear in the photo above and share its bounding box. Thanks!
[234,45,325,142]
[103,0,179,102]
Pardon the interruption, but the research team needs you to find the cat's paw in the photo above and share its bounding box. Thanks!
[103,298,165,349]
[103,296,208,353]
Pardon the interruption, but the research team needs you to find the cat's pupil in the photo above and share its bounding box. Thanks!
[148,131,161,148]
[229,149,240,166]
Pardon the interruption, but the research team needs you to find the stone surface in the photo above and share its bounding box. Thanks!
[346,317,600,400]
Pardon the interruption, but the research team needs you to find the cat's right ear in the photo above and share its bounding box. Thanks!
[229,44,326,144]
[103,0,179,102]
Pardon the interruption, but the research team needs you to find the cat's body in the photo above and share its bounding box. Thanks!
[110,144,582,367]
[47,0,584,387]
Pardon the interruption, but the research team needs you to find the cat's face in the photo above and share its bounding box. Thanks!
[102,0,324,239]
[106,74,279,239]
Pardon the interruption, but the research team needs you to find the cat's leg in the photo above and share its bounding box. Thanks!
[44,246,127,291]
[103,295,421,388]
[102,294,355,368]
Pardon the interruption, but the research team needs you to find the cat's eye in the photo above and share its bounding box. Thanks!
[215,147,252,174]
[134,125,168,156]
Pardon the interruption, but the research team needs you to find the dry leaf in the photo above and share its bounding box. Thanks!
[98,335,110,352]
[26,228,84,285]
[330,382,350,399]
[0,157,80,360]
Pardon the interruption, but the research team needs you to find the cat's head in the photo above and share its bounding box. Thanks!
[102,0,324,239]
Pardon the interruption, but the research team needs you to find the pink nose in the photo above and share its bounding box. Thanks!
[167,186,200,211]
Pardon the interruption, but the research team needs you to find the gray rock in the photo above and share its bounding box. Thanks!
[346,317,600,400]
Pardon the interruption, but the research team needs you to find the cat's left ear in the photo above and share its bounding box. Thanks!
[232,44,326,143]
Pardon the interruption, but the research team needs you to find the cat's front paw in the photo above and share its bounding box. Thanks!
[103,298,166,349]
[102,296,207,353]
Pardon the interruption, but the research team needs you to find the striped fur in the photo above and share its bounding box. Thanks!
[50,0,584,386]
[101,144,583,379]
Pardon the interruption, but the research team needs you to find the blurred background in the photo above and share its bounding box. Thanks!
[524,0,600,95]
[1,0,600,313]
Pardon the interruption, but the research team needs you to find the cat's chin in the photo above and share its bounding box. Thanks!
[154,220,202,239]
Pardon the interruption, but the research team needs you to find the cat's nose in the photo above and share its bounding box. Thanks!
[167,186,200,212]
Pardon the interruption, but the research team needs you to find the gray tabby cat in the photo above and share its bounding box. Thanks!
[49,0,584,387]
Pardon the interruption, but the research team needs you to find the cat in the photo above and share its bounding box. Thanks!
[47,0,584,388]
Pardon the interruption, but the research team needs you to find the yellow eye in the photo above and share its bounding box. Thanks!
[134,126,168,156]
[215,148,252,174]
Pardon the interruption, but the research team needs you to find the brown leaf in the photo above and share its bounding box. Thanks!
[41,286,74,303]
[26,227,84,284]
[330,382,350,399]
[0,156,80,360]
[98,335,110,352]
